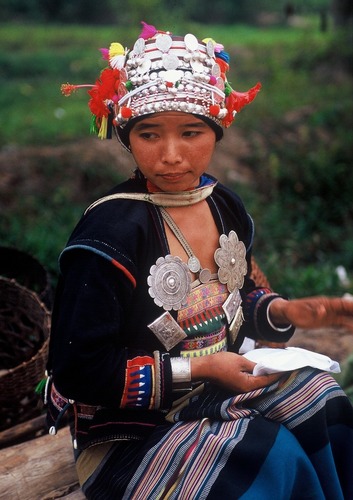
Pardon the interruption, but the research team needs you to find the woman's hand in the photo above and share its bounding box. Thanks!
[269,296,353,332]
[191,351,282,393]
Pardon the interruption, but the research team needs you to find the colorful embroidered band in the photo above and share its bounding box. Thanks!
[61,21,261,140]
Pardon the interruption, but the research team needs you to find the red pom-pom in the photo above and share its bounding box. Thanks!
[209,104,220,116]
[165,81,173,88]
[120,106,133,119]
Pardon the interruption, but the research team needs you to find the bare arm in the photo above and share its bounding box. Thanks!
[269,296,353,332]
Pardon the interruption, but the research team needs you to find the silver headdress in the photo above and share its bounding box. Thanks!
[61,21,261,140]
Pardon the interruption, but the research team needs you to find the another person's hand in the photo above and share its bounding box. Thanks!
[269,296,353,332]
[191,351,282,393]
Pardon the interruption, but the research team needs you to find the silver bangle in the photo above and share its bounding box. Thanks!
[170,357,191,384]
[267,297,293,332]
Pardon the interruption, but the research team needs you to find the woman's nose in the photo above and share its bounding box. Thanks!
[161,139,182,164]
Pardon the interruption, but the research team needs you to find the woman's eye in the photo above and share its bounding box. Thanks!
[183,130,199,137]
[140,132,158,139]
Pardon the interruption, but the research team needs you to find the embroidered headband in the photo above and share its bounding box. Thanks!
[61,21,261,142]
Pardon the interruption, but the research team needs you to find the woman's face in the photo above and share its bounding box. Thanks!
[129,112,216,192]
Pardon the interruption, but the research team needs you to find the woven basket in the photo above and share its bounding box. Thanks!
[0,246,52,309]
[0,277,50,431]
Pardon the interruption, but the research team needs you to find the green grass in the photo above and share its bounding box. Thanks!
[1,21,352,297]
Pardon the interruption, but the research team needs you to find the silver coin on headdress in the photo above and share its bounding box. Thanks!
[190,58,204,73]
[162,53,180,71]
[136,58,151,75]
[213,78,225,102]
[184,33,199,51]
[211,63,221,77]
[156,34,173,53]
[118,82,128,97]
[162,69,183,83]
[133,37,145,55]
[148,255,191,311]
[206,40,215,58]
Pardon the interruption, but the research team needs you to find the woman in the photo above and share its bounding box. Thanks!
[46,22,353,498]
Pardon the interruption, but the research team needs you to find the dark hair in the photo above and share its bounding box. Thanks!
[115,114,223,151]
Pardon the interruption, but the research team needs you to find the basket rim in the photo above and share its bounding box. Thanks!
[0,276,51,379]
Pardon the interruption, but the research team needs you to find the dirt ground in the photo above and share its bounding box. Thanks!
[1,134,353,364]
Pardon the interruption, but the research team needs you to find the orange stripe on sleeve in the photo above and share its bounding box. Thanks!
[111,258,137,288]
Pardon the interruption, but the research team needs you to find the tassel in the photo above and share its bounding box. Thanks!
[98,115,108,139]
[216,50,230,63]
[99,48,109,60]
[35,374,51,405]
[231,82,262,112]
[61,83,94,96]
[109,42,124,57]
[35,377,47,395]
[139,21,158,40]
[90,114,99,135]
[223,82,262,127]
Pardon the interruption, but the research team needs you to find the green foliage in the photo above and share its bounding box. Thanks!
[0,0,334,24]
[0,150,126,279]
[0,21,352,297]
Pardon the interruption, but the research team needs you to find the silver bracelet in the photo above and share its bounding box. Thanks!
[170,357,191,384]
[267,297,293,332]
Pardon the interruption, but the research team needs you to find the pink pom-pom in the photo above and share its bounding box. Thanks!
[99,48,109,60]
[209,75,217,85]
[214,43,224,53]
[139,21,158,40]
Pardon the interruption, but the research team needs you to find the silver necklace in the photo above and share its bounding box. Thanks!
[160,207,215,284]
[148,209,248,312]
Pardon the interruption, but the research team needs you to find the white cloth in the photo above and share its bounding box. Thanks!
[243,347,340,376]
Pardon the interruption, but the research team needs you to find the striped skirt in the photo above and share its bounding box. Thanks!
[78,368,353,499]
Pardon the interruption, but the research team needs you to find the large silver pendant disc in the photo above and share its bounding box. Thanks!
[148,255,191,310]
[214,230,247,292]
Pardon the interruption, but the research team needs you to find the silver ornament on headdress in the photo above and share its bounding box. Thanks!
[116,33,228,127]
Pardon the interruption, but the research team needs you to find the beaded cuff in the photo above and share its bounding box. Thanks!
[254,292,295,342]
[244,288,295,343]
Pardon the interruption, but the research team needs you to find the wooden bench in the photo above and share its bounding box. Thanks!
[0,422,84,499]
